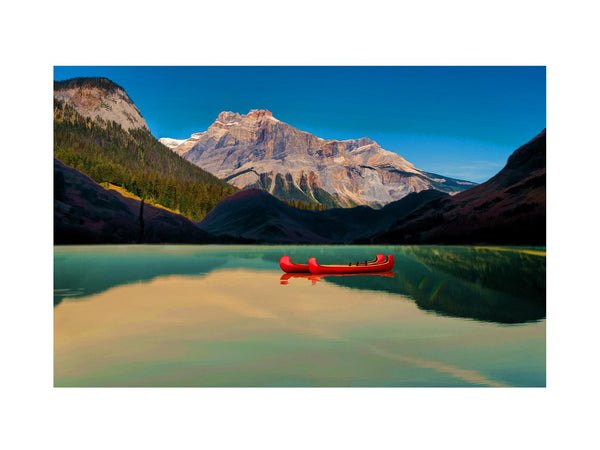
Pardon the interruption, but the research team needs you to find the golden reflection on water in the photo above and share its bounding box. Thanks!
[54,269,545,387]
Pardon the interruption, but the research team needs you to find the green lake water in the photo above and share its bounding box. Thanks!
[54,245,546,387]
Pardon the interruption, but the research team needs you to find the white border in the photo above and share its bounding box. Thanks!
[3,1,599,449]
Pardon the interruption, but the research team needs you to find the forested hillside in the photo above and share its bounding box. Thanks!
[53,99,238,221]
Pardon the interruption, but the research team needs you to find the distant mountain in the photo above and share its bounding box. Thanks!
[159,137,186,149]
[53,77,238,222]
[54,158,216,244]
[161,110,476,208]
[198,129,546,245]
[371,129,547,245]
[198,188,448,244]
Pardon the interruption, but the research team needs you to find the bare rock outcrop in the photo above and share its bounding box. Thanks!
[54,77,148,131]
[163,110,476,207]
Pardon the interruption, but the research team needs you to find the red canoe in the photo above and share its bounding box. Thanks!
[279,255,309,273]
[279,254,386,273]
[308,255,394,274]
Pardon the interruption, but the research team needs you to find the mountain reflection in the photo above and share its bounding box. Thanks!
[54,247,228,305]
[55,245,545,324]
[320,246,545,324]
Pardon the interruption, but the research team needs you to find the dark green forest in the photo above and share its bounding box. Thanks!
[53,99,238,221]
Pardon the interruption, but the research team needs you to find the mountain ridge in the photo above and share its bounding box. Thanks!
[371,129,547,245]
[52,76,545,247]
[162,109,476,208]
[197,129,545,245]
[198,188,448,244]
[53,78,238,222]
[54,77,148,131]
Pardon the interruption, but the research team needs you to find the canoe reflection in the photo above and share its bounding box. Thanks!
[280,271,395,285]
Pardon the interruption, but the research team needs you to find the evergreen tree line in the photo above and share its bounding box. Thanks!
[282,199,329,211]
[54,77,127,95]
[53,99,238,221]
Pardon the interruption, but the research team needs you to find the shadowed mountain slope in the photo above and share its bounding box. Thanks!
[54,158,217,244]
[371,129,546,245]
[198,188,448,244]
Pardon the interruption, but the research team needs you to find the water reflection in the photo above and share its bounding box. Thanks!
[407,246,545,303]
[54,269,545,387]
[280,271,394,285]
[290,246,545,324]
[55,245,545,324]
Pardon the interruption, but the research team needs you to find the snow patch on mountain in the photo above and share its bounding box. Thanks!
[159,138,186,149]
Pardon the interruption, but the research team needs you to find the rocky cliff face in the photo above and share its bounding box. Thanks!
[163,110,476,207]
[54,77,148,131]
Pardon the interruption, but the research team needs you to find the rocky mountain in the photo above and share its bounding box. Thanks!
[54,77,148,131]
[162,110,476,208]
[197,129,546,245]
[371,129,547,245]
[53,77,238,222]
[198,188,448,244]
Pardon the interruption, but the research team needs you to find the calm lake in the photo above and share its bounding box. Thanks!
[54,245,546,387]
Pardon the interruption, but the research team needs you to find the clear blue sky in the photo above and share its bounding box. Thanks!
[54,66,545,183]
